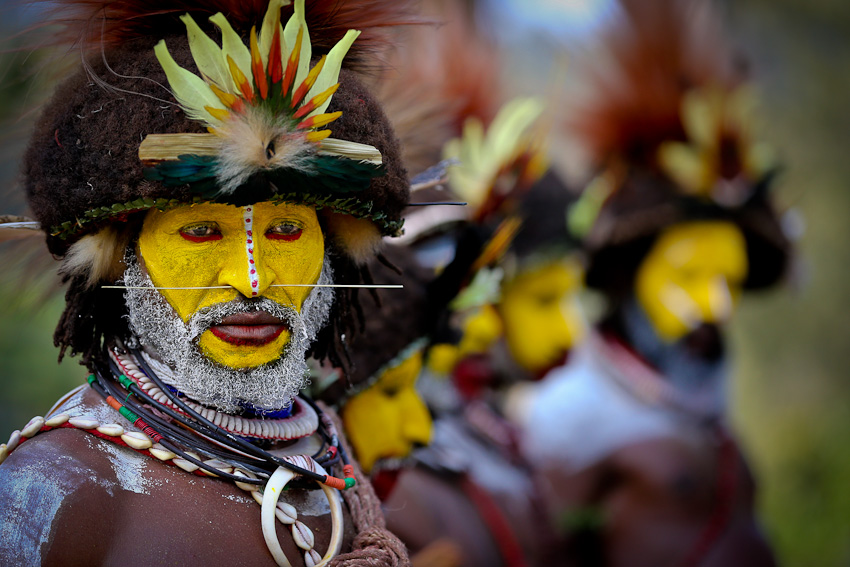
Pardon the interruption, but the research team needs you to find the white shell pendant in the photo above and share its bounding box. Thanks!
[304,549,322,567]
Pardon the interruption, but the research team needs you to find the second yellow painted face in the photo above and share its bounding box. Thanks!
[635,220,749,342]
[341,350,432,473]
[497,259,585,375]
[137,201,325,369]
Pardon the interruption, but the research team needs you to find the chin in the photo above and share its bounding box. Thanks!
[370,456,413,501]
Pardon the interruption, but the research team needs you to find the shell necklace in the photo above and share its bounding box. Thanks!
[111,348,319,442]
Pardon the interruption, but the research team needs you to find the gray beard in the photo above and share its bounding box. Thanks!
[122,250,334,413]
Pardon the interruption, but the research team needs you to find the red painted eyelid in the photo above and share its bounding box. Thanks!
[265,223,304,241]
[179,232,223,243]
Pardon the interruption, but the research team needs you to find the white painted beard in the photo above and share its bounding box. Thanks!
[122,250,334,413]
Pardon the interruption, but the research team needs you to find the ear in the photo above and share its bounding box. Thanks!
[60,225,132,288]
[322,212,382,265]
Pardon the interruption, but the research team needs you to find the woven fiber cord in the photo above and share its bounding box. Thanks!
[318,401,411,567]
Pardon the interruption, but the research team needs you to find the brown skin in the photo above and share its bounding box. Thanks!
[542,435,776,567]
[0,388,353,567]
[385,468,505,567]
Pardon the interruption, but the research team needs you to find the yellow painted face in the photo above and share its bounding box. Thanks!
[341,350,432,473]
[498,259,585,374]
[635,221,748,342]
[424,304,503,376]
[137,201,325,369]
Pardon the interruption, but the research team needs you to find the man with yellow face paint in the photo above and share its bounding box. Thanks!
[521,1,792,565]
[0,2,422,566]
[312,245,457,500]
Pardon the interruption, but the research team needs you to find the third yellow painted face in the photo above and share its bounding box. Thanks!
[341,350,432,473]
[137,201,324,369]
[635,220,749,342]
[498,259,585,374]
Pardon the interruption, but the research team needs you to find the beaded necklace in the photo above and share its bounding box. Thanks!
[0,343,357,567]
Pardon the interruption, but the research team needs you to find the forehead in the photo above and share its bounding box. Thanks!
[507,259,583,294]
[656,221,747,269]
[142,201,320,228]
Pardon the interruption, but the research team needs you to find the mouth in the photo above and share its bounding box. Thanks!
[370,457,411,501]
[209,311,288,346]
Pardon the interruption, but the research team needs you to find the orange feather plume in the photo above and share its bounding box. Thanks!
[30,0,420,69]
[569,0,745,169]
[377,0,502,175]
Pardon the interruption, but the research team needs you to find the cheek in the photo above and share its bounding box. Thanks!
[139,235,232,321]
[260,234,325,309]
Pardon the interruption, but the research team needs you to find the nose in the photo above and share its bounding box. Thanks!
[706,275,735,324]
[400,391,433,446]
[216,233,277,299]
[660,282,702,331]
[557,298,586,352]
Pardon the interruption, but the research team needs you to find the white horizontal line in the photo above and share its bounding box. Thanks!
[102,284,404,290]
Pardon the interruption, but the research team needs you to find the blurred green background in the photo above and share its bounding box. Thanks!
[0,1,847,565]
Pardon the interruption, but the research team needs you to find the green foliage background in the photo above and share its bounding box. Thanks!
[0,1,847,565]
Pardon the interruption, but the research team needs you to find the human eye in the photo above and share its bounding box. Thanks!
[266,221,303,241]
[179,222,222,243]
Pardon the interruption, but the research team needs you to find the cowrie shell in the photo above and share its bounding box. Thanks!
[121,431,152,450]
[173,458,199,473]
[96,424,125,437]
[292,521,315,550]
[69,417,99,430]
[45,414,70,427]
[304,549,322,567]
[6,431,21,452]
[21,417,45,438]
[149,443,176,461]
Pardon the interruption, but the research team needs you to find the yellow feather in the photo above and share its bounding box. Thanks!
[209,83,239,108]
[210,13,253,92]
[259,0,291,66]
[306,130,332,143]
[282,0,311,92]
[205,106,231,122]
[305,29,360,117]
[154,41,222,127]
[181,14,231,91]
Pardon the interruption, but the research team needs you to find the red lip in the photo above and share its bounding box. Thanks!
[209,311,288,346]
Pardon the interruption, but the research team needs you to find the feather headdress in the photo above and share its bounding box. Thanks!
[567,0,790,290]
[36,0,416,69]
[140,0,384,201]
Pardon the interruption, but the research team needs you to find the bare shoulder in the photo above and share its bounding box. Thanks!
[0,427,120,566]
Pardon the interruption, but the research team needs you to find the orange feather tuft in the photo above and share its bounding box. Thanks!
[281,26,303,98]
[31,0,421,71]
[293,83,339,119]
[249,28,268,100]
[291,55,326,109]
[568,0,744,169]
